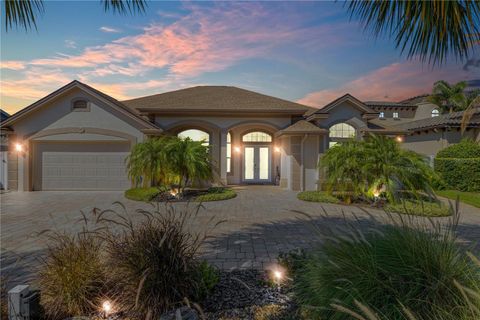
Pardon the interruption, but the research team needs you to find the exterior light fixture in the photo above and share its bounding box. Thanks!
[395,136,404,143]
[15,143,24,152]
[234,146,241,153]
[102,300,112,317]
[274,146,281,153]
[274,270,283,281]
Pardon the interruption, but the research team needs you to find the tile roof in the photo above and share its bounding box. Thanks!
[365,101,417,108]
[398,94,430,104]
[122,86,314,114]
[388,108,480,131]
[276,120,327,135]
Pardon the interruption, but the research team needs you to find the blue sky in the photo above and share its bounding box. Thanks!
[1,1,477,114]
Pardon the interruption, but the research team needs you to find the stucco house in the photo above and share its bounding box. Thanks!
[1,80,479,192]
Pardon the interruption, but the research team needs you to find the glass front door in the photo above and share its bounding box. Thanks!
[243,146,270,182]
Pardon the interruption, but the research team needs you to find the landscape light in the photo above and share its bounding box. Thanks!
[15,143,23,152]
[274,270,283,281]
[395,136,404,143]
[102,300,112,316]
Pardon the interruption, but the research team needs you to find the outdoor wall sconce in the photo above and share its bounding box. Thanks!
[234,146,241,153]
[15,143,24,152]
[274,146,281,153]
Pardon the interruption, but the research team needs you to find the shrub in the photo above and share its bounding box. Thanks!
[385,199,451,217]
[196,187,236,202]
[37,231,107,319]
[124,187,163,201]
[436,139,480,158]
[292,211,480,320]
[195,261,220,300]
[297,191,340,204]
[435,158,480,192]
[103,204,214,318]
[435,139,480,192]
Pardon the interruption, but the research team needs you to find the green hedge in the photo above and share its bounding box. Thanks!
[434,158,480,192]
[436,139,480,158]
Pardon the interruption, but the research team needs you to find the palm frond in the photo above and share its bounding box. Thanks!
[102,0,147,15]
[346,1,480,65]
[4,0,44,31]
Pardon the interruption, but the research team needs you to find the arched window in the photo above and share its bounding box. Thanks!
[178,129,209,146]
[226,132,232,173]
[242,131,272,142]
[431,109,440,117]
[329,123,356,138]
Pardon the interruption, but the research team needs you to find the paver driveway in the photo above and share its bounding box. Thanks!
[2,186,480,287]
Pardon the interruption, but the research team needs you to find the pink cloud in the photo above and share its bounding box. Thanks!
[298,60,469,107]
[1,60,26,70]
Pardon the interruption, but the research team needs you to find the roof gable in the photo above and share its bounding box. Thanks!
[122,86,315,114]
[315,94,378,115]
[1,80,159,131]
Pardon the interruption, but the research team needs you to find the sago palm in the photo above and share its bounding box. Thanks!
[429,80,468,113]
[319,139,368,202]
[346,1,480,64]
[363,134,437,202]
[164,137,212,193]
[4,0,147,31]
[126,136,170,188]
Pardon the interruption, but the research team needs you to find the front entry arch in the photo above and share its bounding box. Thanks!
[241,131,273,183]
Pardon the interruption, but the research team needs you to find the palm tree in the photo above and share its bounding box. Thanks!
[346,1,480,65]
[428,80,468,113]
[164,137,212,194]
[126,136,170,188]
[461,93,480,133]
[363,135,437,203]
[4,0,147,31]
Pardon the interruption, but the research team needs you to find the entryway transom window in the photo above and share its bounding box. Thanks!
[242,131,272,142]
[329,123,356,148]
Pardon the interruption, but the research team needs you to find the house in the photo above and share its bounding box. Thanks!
[1,80,479,192]
[1,109,10,190]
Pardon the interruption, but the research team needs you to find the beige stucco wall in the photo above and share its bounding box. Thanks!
[413,102,439,120]
[402,129,467,158]
[8,88,147,191]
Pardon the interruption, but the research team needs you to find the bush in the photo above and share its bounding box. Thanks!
[103,204,213,318]
[195,261,220,299]
[292,212,480,320]
[385,199,451,217]
[436,139,480,158]
[435,158,480,191]
[124,187,163,201]
[297,191,340,204]
[435,139,480,192]
[37,231,107,319]
[196,187,237,202]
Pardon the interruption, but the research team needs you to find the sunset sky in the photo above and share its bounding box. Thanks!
[1,1,478,115]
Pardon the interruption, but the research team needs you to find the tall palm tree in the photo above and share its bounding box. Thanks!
[461,93,480,133]
[126,136,170,188]
[428,80,468,113]
[164,137,212,193]
[346,1,480,65]
[4,0,147,31]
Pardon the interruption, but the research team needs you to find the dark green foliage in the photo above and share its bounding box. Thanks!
[37,231,107,319]
[292,213,480,320]
[435,158,480,192]
[297,191,340,204]
[124,187,164,201]
[195,187,236,202]
[437,139,480,159]
[195,261,220,300]
[435,140,480,191]
[385,199,451,217]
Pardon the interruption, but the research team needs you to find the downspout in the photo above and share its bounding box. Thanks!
[300,134,308,191]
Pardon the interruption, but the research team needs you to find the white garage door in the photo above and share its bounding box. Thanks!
[42,151,130,190]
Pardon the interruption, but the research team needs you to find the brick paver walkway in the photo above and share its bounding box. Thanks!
[2,186,480,287]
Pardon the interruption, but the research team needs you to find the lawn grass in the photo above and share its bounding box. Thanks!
[124,187,162,202]
[196,187,237,202]
[385,200,451,217]
[297,191,340,204]
[436,190,480,208]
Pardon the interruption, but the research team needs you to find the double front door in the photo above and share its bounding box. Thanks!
[243,145,270,183]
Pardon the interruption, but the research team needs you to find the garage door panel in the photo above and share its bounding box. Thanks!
[41,151,130,190]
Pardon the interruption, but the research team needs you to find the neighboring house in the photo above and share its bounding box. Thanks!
[1,80,478,192]
[1,109,10,190]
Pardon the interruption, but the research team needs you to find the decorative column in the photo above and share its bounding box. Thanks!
[219,129,228,185]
